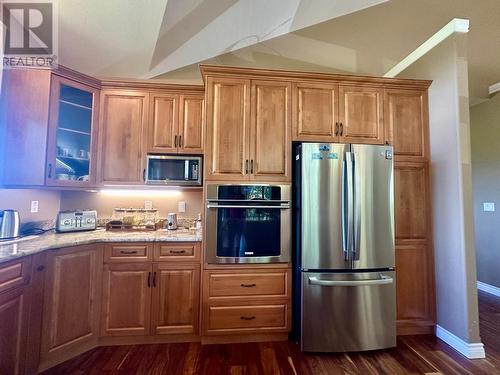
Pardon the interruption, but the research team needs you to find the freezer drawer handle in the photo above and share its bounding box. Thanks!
[308,275,393,287]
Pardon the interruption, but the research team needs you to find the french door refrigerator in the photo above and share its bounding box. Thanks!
[293,143,396,352]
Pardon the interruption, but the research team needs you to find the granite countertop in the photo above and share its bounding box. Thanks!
[0,228,202,264]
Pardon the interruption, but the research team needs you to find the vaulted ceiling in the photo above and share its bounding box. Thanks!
[57,0,500,105]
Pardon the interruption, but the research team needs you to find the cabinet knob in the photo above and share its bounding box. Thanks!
[36,265,45,272]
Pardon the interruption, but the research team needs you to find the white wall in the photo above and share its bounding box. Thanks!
[0,188,61,223]
[399,35,481,343]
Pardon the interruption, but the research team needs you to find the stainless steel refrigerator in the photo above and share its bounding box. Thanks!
[293,143,396,352]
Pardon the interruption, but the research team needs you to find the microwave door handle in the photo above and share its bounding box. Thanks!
[185,160,189,180]
[352,152,361,261]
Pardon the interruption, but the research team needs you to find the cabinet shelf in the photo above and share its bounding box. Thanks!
[57,155,90,162]
[58,127,91,136]
[59,99,92,111]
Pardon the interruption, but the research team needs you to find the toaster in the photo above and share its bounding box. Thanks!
[56,210,97,233]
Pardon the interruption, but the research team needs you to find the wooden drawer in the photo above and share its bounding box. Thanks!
[104,244,152,262]
[207,270,289,299]
[207,304,288,333]
[0,257,32,294]
[154,242,200,262]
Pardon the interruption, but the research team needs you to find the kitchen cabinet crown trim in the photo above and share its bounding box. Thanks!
[200,64,432,90]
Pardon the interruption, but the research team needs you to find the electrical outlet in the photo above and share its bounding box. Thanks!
[30,200,39,213]
[483,202,495,212]
[144,200,153,210]
[178,201,186,213]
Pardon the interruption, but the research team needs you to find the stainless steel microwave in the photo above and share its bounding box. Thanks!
[145,155,202,186]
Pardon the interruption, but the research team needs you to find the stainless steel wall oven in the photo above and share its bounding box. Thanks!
[205,184,291,264]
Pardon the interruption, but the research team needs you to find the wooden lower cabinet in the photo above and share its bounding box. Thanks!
[151,263,200,335]
[0,286,31,375]
[101,243,202,341]
[101,263,152,336]
[39,245,102,371]
[202,268,292,337]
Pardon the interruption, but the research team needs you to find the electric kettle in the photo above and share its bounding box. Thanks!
[0,210,20,239]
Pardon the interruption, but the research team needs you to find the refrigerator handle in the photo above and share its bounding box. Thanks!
[308,275,393,287]
[352,152,361,261]
[341,152,354,260]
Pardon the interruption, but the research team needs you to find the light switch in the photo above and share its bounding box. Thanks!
[483,202,495,212]
[178,201,186,213]
[30,200,39,213]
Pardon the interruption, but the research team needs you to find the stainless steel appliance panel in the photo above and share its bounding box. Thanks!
[301,143,350,270]
[301,271,396,352]
[351,144,394,269]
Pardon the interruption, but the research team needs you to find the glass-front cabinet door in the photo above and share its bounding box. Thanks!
[46,76,99,187]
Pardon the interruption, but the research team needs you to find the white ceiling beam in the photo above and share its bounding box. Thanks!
[384,18,469,78]
[488,82,500,95]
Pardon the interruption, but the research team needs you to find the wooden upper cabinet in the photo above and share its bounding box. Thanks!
[1,69,51,186]
[394,162,428,241]
[179,94,204,154]
[101,263,152,336]
[385,89,428,160]
[148,94,178,153]
[250,81,291,181]
[293,82,338,141]
[99,90,149,184]
[151,263,200,335]
[40,245,102,365]
[205,77,251,180]
[339,86,384,144]
[45,75,100,188]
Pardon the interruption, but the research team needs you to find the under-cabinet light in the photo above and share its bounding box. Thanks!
[99,189,182,197]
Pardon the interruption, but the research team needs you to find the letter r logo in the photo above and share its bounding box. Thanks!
[2,2,53,55]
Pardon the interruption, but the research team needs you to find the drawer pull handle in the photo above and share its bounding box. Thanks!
[170,250,186,254]
[120,250,138,254]
[240,283,256,288]
[240,316,256,320]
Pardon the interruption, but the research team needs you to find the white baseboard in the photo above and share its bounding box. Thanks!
[435,325,485,359]
[477,281,500,297]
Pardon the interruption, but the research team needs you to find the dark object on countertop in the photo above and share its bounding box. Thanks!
[106,219,165,232]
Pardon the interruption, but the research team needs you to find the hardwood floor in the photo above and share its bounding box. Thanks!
[42,291,500,375]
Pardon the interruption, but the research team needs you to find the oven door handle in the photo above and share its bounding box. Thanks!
[206,204,290,209]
